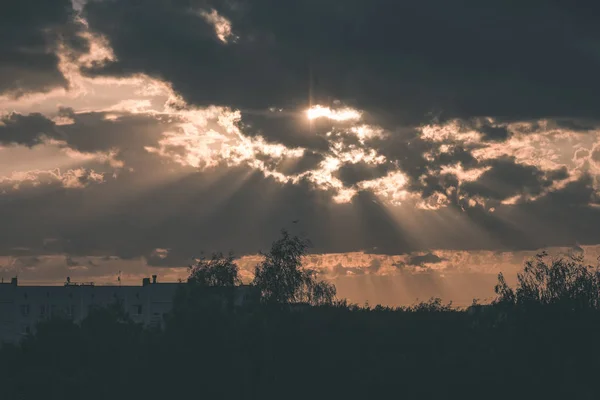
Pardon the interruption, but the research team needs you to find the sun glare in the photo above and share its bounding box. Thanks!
[306,105,361,122]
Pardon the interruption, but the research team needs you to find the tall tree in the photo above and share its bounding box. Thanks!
[187,252,241,287]
[253,230,336,305]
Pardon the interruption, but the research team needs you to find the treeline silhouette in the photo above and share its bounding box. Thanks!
[2,231,600,399]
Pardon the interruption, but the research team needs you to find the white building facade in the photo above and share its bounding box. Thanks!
[0,276,226,344]
[0,276,259,344]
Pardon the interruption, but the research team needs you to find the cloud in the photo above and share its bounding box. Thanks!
[592,147,600,163]
[0,0,88,96]
[0,168,104,191]
[335,161,392,187]
[461,156,560,202]
[406,252,446,266]
[0,108,175,159]
[81,0,600,125]
[478,124,511,142]
[0,112,58,147]
[197,8,237,44]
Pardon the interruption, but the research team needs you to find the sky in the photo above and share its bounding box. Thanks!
[2,0,600,306]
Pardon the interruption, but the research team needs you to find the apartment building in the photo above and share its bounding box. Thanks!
[0,275,256,344]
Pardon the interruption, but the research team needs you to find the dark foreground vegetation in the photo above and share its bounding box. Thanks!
[2,232,600,399]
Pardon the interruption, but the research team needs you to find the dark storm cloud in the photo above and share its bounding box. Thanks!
[546,167,570,182]
[0,113,57,147]
[369,128,431,176]
[461,157,562,202]
[0,110,177,165]
[435,145,480,168]
[82,0,600,125]
[335,162,392,187]
[478,125,511,142]
[239,112,330,151]
[1,0,87,95]
[275,151,324,175]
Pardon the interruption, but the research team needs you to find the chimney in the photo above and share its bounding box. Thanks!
[11,277,17,286]
[152,275,157,284]
[142,278,150,286]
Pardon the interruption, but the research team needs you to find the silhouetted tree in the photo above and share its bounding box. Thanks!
[253,230,336,305]
[188,251,241,287]
[494,272,516,305]
[494,251,600,310]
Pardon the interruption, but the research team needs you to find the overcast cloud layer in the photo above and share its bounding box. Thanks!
[2,0,600,303]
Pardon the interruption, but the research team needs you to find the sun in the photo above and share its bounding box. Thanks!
[306,105,361,121]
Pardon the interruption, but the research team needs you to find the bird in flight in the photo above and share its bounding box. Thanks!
[292,220,299,224]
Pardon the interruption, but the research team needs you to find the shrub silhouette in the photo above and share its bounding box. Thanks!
[495,251,600,310]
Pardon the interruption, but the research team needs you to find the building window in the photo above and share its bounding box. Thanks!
[20,304,30,317]
[150,312,161,328]
[131,305,143,315]
[67,305,75,318]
